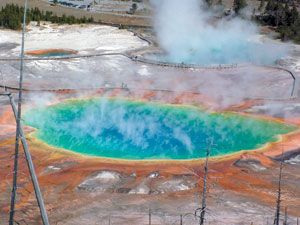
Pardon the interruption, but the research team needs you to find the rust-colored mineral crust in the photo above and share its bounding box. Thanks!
[0,90,299,224]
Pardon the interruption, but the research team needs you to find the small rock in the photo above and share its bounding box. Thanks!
[234,159,266,171]
[148,171,159,179]
[285,155,300,165]
[76,170,121,192]
[40,161,78,175]
[151,176,197,194]
[128,181,150,195]
[130,172,136,178]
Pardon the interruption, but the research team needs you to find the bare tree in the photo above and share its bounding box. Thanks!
[199,138,213,225]
[181,139,214,225]
[149,205,151,225]
[283,207,288,225]
[274,158,284,225]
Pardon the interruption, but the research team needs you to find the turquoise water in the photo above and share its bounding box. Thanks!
[147,42,289,66]
[23,98,297,160]
[38,51,73,57]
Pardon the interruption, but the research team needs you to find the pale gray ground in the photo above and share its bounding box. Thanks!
[0,56,296,102]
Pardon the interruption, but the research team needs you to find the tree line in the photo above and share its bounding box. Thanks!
[0,4,95,30]
[258,0,300,42]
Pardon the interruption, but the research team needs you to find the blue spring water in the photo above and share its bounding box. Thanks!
[147,40,289,66]
[23,98,297,160]
[37,51,73,57]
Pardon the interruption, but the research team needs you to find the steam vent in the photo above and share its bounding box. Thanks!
[1,0,300,224]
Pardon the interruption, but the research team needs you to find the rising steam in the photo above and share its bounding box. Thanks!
[151,0,290,65]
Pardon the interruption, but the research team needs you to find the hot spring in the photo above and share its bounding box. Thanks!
[146,48,288,66]
[23,98,297,160]
[26,49,77,57]
[145,39,290,66]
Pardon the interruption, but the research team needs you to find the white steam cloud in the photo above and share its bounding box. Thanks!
[151,0,290,65]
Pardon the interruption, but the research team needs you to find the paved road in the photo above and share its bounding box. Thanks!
[0,0,152,27]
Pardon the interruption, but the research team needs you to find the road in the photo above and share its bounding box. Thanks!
[0,0,152,27]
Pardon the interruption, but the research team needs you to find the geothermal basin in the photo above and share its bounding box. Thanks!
[23,98,297,160]
[1,22,300,224]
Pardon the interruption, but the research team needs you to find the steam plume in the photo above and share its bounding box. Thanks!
[151,0,289,65]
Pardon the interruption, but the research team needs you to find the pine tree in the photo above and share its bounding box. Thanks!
[206,0,212,7]
[265,0,276,12]
[234,0,248,14]
[259,0,265,11]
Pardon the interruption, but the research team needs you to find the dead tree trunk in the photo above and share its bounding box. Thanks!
[199,138,213,225]
[149,206,151,225]
[274,161,283,225]
[283,207,287,225]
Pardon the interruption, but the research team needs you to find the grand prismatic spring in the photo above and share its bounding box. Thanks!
[23,98,297,160]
